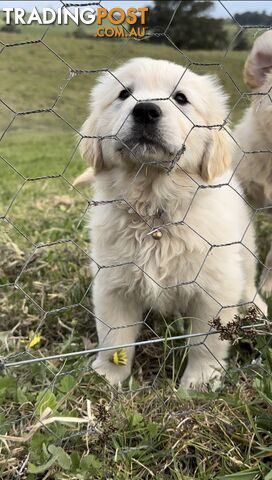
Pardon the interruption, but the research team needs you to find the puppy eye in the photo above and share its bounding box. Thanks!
[119,88,132,100]
[174,92,188,105]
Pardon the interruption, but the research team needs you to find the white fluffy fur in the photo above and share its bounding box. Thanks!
[78,57,266,387]
[233,31,272,295]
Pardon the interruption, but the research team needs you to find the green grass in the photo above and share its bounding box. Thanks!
[0,25,272,480]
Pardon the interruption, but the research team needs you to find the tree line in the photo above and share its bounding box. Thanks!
[134,1,272,50]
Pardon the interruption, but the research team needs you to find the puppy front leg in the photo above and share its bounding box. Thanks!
[260,244,272,297]
[91,280,142,386]
[180,296,234,390]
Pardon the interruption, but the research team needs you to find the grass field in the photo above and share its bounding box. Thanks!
[0,24,272,480]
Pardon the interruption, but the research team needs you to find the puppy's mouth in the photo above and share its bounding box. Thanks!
[117,131,173,165]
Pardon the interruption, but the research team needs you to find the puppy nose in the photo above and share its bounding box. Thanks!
[132,102,162,123]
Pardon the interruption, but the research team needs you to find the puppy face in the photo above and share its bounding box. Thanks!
[80,57,230,182]
[243,31,272,148]
[253,77,272,148]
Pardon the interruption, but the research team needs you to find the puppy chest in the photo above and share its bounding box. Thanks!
[91,207,209,300]
[124,219,209,291]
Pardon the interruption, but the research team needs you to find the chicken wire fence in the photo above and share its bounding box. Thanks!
[0,0,272,474]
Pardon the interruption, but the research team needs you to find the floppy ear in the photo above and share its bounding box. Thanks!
[200,128,231,183]
[244,31,272,88]
[79,112,103,172]
[73,111,103,187]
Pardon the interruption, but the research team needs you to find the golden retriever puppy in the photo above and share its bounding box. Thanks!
[77,57,266,387]
[233,31,272,295]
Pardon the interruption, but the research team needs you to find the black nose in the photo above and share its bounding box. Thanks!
[132,102,162,124]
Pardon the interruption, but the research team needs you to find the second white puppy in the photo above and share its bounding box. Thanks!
[78,57,266,387]
[233,31,272,295]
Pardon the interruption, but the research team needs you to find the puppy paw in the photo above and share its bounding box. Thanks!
[92,356,131,386]
[254,292,268,316]
[180,364,223,391]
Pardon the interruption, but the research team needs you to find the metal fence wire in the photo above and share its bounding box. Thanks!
[0,0,272,477]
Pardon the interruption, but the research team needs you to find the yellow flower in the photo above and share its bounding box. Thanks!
[112,349,128,366]
[28,334,41,349]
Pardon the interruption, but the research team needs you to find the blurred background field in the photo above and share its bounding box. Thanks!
[0,1,272,479]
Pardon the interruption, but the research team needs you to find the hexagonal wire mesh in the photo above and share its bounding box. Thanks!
[0,0,272,476]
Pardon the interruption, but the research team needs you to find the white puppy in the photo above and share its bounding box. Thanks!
[77,57,266,387]
[233,31,272,295]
